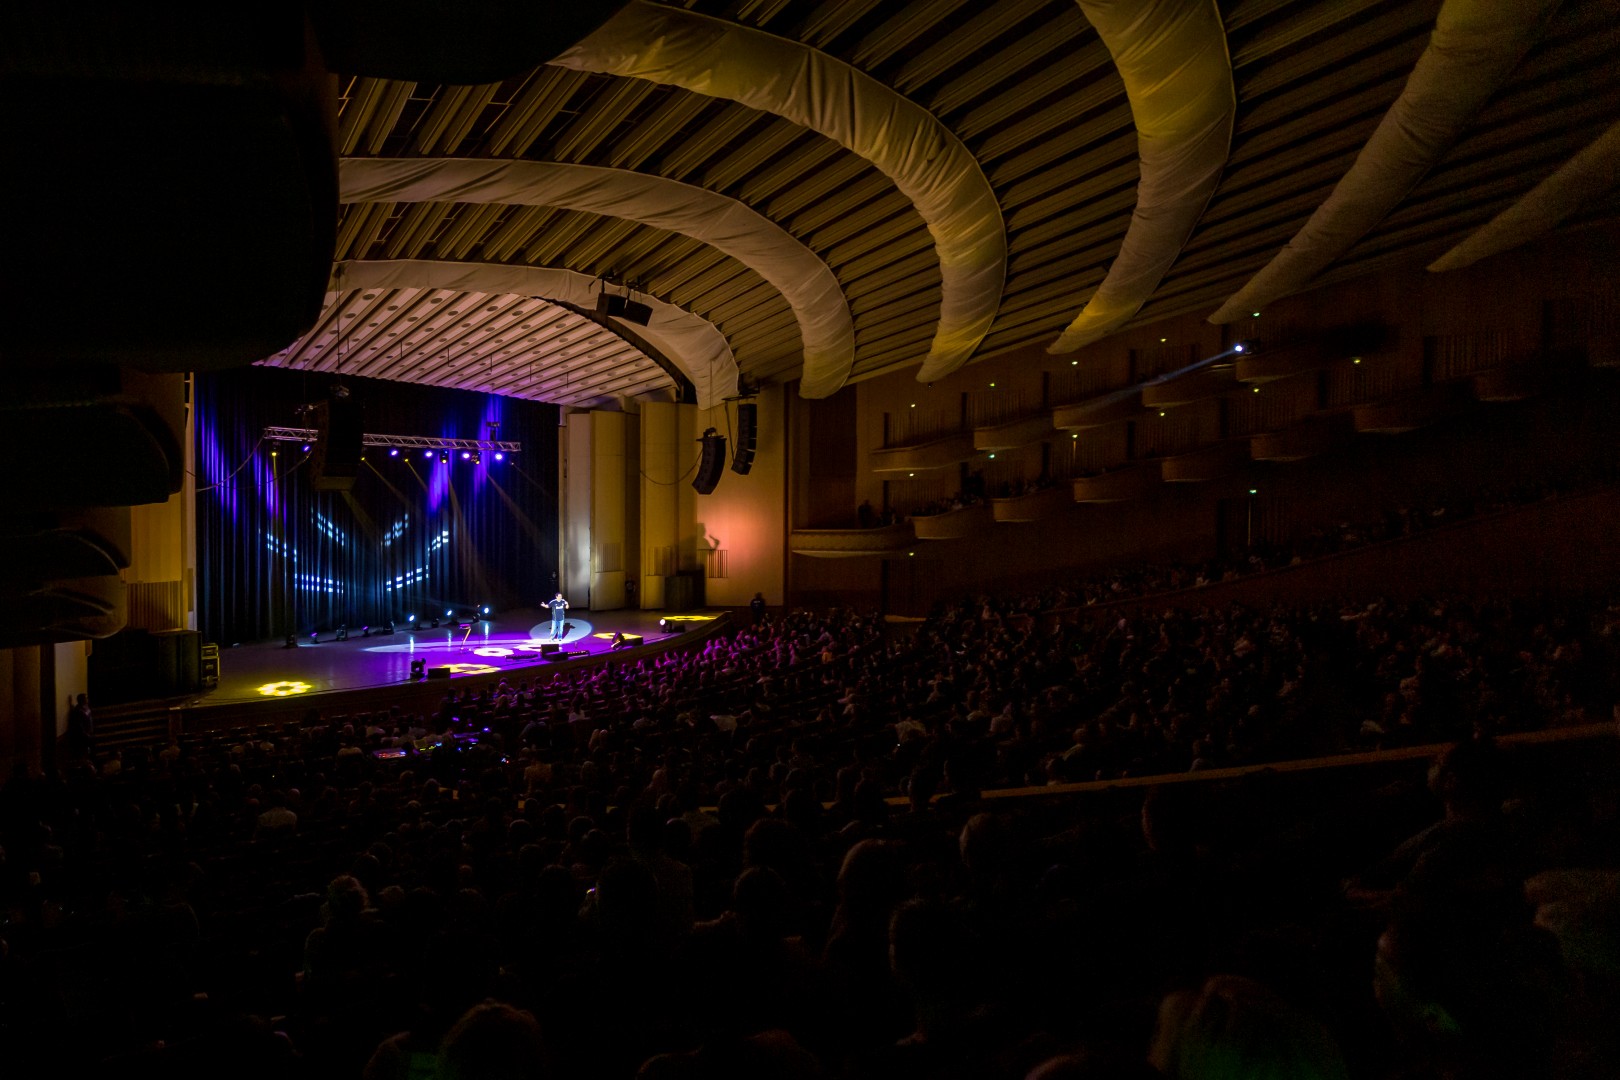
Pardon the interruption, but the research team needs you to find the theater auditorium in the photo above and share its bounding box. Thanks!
[2,3,1618,1078]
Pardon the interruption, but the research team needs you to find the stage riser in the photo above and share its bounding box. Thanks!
[169,613,730,734]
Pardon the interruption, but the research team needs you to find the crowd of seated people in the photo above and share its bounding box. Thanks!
[0,682,1615,1079]
[1,583,1617,1077]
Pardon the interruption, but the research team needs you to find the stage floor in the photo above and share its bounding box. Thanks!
[203,608,711,705]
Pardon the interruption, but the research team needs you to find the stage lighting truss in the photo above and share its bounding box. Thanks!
[262,427,521,455]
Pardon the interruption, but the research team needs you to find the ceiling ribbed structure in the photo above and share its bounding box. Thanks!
[295,0,1620,404]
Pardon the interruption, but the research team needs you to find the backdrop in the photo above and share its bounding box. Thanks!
[195,367,559,644]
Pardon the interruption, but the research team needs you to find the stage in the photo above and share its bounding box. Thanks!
[200,608,720,707]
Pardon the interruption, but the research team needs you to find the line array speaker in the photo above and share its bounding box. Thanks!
[732,402,757,475]
[693,432,727,494]
[310,388,363,492]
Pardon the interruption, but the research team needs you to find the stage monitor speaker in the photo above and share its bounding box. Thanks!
[310,389,363,492]
[693,433,727,494]
[731,402,757,475]
[539,642,562,656]
[426,665,452,679]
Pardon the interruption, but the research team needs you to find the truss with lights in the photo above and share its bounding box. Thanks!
[262,426,521,453]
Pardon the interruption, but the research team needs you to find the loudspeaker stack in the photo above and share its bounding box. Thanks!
[310,388,363,492]
[732,403,757,475]
[693,431,727,494]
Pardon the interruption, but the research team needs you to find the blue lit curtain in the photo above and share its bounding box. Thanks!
[195,367,559,644]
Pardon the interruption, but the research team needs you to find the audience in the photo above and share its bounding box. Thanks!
[0,528,1617,1077]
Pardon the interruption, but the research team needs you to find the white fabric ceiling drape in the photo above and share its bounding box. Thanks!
[326,259,739,409]
[1049,0,1235,354]
[1429,119,1620,273]
[1210,0,1562,322]
[551,0,1005,385]
[339,157,853,398]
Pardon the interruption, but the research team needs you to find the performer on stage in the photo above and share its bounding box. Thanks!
[547,592,570,639]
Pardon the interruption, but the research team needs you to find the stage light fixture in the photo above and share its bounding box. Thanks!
[461,451,471,461]
[439,450,450,464]
[472,451,482,465]
[309,631,319,643]
[407,613,416,623]
[284,633,296,648]
[389,448,399,457]
[301,443,311,453]
[494,452,504,461]
[361,625,370,638]
[445,609,454,617]
[423,450,434,459]
[480,605,490,615]
[409,658,426,680]
[336,624,348,641]
[1234,343,1247,353]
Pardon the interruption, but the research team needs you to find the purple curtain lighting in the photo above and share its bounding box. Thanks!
[195,367,559,645]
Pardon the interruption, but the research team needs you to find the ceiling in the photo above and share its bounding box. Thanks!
[260,0,1620,408]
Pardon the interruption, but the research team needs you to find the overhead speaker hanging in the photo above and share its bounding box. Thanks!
[310,386,363,491]
[731,403,757,475]
[693,429,727,494]
[595,291,652,326]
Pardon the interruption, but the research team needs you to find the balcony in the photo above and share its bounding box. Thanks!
[1250,414,1353,461]
[991,485,1073,522]
[1235,324,1387,383]
[1353,383,1470,434]
[911,501,995,540]
[789,522,916,558]
[1054,388,1143,430]
[974,413,1055,451]
[1472,363,1543,402]
[1073,463,1161,502]
[1160,441,1250,482]
[1142,364,1238,407]
[870,431,977,473]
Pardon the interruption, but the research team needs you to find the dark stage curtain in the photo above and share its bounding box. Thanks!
[195,367,559,644]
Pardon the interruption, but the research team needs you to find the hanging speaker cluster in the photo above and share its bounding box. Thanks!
[309,386,363,492]
[595,291,652,326]
[693,429,727,495]
[732,403,757,475]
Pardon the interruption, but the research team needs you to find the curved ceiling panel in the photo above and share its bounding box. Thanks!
[328,259,738,408]
[1429,118,1620,273]
[1048,0,1234,354]
[1210,0,1563,322]
[340,157,854,397]
[550,0,1006,384]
